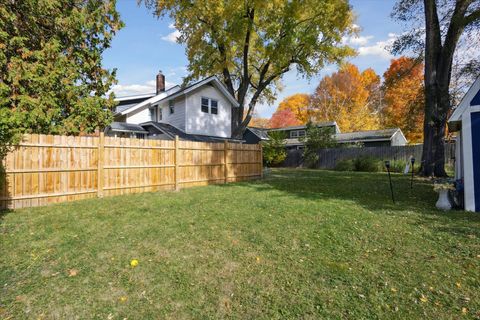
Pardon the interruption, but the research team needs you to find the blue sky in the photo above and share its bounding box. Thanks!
[103,0,405,118]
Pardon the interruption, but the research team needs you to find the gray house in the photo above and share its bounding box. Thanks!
[243,124,407,149]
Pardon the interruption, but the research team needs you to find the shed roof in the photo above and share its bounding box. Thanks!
[449,76,480,131]
[107,122,148,134]
[245,127,269,140]
[335,128,402,143]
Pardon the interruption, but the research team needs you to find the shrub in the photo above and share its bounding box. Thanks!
[301,122,336,168]
[262,131,287,167]
[335,159,355,171]
[353,156,381,172]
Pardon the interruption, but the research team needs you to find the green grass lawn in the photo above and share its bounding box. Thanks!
[1,169,479,319]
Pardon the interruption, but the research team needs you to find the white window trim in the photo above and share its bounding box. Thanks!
[201,97,219,115]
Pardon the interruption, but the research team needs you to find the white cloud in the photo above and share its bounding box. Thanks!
[357,33,397,60]
[110,80,176,97]
[343,35,374,46]
[161,23,181,43]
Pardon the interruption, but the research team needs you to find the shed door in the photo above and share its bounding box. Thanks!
[471,112,480,212]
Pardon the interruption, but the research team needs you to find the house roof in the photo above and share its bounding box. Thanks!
[116,85,182,116]
[106,122,148,134]
[268,122,341,134]
[116,76,239,117]
[245,127,269,140]
[335,128,403,143]
[140,121,243,143]
[268,122,338,132]
[448,75,480,131]
[155,76,240,108]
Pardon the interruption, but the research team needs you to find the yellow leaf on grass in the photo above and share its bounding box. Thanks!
[456,282,461,288]
[119,296,128,303]
[419,294,428,303]
[130,259,139,268]
[462,307,468,314]
[391,288,397,293]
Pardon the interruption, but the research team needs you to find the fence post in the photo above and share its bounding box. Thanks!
[174,135,179,191]
[97,132,104,198]
[224,140,228,183]
[259,143,263,179]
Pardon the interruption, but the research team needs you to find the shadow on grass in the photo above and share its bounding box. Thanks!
[218,168,480,236]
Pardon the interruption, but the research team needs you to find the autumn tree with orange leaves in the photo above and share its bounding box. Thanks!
[268,108,301,128]
[381,57,424,143]
[276,94,311,124]
[309,63,381,132]
[249,117,270,128]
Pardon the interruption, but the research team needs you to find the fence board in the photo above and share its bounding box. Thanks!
[0,133,262,209]
[282,143,456,169]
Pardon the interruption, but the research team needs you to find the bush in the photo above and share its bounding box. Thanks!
[262,131,287,167]
[335,159,355,171]
[382,160,420,174]
[353,156,381,172]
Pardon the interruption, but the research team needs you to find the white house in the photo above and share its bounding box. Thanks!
[448,76,480,212]
[107,71,241,142]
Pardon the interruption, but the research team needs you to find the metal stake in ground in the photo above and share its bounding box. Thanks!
[385,160,395,204]
[410,157,415,189]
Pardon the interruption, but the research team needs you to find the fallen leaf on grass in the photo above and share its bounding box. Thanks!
[68,269,78,277]
[462,307,468,315]
[130,259,139,268]
[119,296,128,303]
[419,294,428,303]
[391,288,397,293]
[456,282,461,288]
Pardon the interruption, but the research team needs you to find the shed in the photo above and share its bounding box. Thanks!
[448,76,480,212]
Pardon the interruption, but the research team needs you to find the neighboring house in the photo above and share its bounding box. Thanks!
[243,123,407,149]
[335,128,407,147]
[244,122,340,148]
[106,71,242,142]
[448,75,480,212]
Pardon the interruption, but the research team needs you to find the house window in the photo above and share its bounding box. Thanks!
[201,97,218,114]
[169,100,174,114]
[158,107,162,121]
[201,98,209,113]
[211,99,218,114]
[290,130,305,138]
[149,107,156,121]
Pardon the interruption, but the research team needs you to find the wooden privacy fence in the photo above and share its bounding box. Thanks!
[0,133,263,209]
[282,144,455,169]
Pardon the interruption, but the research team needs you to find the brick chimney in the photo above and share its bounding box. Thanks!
[156,70,165,94]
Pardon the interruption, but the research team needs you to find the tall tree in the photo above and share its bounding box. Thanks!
[277,93,311,123]
[0,0,123,159]
[269,108,301,128]
[142,0,355,137]
[393,0,480,176]
[249,116,270,128]
[309,63,381,132]
[381,57,425,143]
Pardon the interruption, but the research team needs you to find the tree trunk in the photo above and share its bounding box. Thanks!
[420,0,447,177]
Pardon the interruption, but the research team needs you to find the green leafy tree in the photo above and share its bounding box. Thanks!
[262,131,287,167]
[392,0,480,176]
[0,0,123,159]
[142,0,355,137]
[300,122,336,168]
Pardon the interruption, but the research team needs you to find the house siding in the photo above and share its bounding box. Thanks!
[185,84,232,138]
[391,131,407,146]
[126,107,154,124]
[157,96,186,131]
